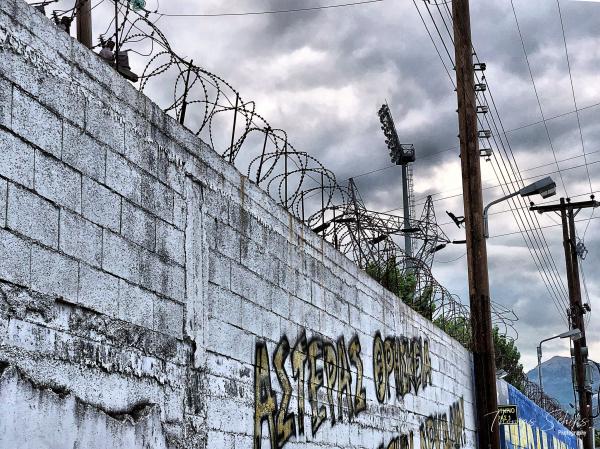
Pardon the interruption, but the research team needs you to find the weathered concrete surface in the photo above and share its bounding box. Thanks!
[0,364,169,449]
[0,1,477,448]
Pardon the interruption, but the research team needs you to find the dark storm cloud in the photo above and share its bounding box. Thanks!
[44,0,599,368]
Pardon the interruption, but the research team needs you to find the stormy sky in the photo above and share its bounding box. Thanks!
[41,0,600,373]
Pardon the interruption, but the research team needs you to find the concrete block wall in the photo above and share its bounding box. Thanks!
[0,1,477,449]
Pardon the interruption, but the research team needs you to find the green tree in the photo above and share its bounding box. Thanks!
[595,430,599,448]
[365,260,526,391]
[492,327,526,391]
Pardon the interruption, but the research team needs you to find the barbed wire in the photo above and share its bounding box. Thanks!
[35,0,519,348]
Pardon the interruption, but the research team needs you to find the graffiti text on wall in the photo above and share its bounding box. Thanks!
[373,332,433,403]
[254,331,367,449]
[420,398,466,449]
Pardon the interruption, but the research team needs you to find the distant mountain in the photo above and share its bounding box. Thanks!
[527,356,599,425]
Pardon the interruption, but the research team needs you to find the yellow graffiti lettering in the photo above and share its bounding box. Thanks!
[336,336,354,421]
[291,331,307,436]
[308,338,326,435]
[323,341,338,425]
[373,332,387,403]
[348,336,367,416]
[253,342,277,449]
[274,337,295,448]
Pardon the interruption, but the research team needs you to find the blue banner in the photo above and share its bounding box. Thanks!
[500,383,578,449]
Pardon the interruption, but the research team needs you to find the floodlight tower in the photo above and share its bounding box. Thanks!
[378,103,416,258]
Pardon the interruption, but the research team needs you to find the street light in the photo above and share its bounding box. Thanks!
[537,328,582,399]
[484,177,557,238]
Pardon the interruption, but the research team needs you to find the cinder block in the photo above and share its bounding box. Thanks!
[157,145,186,194]
[62,123,107,183]
[7,183,59,248]
[0,129,35,188]
[123,124,159,175]
[140,253,185,303]
[156,219,184,265]
[141,176,174,223]
[11,88,62,158]
[0,77,12,128]
[59,209,102,267]
[78,263,119,316]
[118,280,154,328]
[173,192,186,230]
[0,178,6,228]
[31,245,78,301]
[153,297,183,338]
[0,228,31,286]
[106,150,142,205]
[81,177,120,232]
[102,230,141,284]
[34,151,82,212]
[85,91,125,153]
[121,200,156,251]
[208,251,230,289]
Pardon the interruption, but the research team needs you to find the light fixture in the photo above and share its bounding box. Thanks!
[401,227,421,234]
[312,222,330,234]
[430,243,447,253]
[484,177,557,237]
[519,176,556,199]
[496,369,508,379]
[537,328,582,396]
[559,328,582,341]
[369,235,387,245]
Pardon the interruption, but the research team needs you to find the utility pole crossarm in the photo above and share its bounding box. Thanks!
[533,197,596,449]
[530,200,599,214]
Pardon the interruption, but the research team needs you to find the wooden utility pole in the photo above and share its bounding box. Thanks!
[452,1,500,449]
[531,198,597,449]
[76,0,93,49]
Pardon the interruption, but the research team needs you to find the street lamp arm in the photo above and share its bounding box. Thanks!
[484,191,520,238]
[540,334,562,346]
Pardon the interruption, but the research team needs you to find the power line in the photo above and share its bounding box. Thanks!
[555,0,596,240]
[510,0,569,197]
[555,0,593,194]
[420,0,571,319]
[154,0,385,17]
[436,189,600,226]
[413,147,600,205]
[488,214,600,239]
[346,100,600,183]
[405,158,600,210]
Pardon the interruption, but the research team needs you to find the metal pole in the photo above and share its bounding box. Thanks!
[256,127,270,184]
[401,163,413,258]
[321,172,325,228]
[452,2,499,449]
[537,345,544,394]
[114,0,119,73]
[566,201,593,449]
[76,0,93,49]
[284,139,288,210]
[229,94,239,163]
[179,59,194,126]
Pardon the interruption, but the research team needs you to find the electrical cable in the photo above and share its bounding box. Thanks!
[487,214,600,239]
[510,0,569,197]
[420,0,571,318]
[153,0,385,17]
